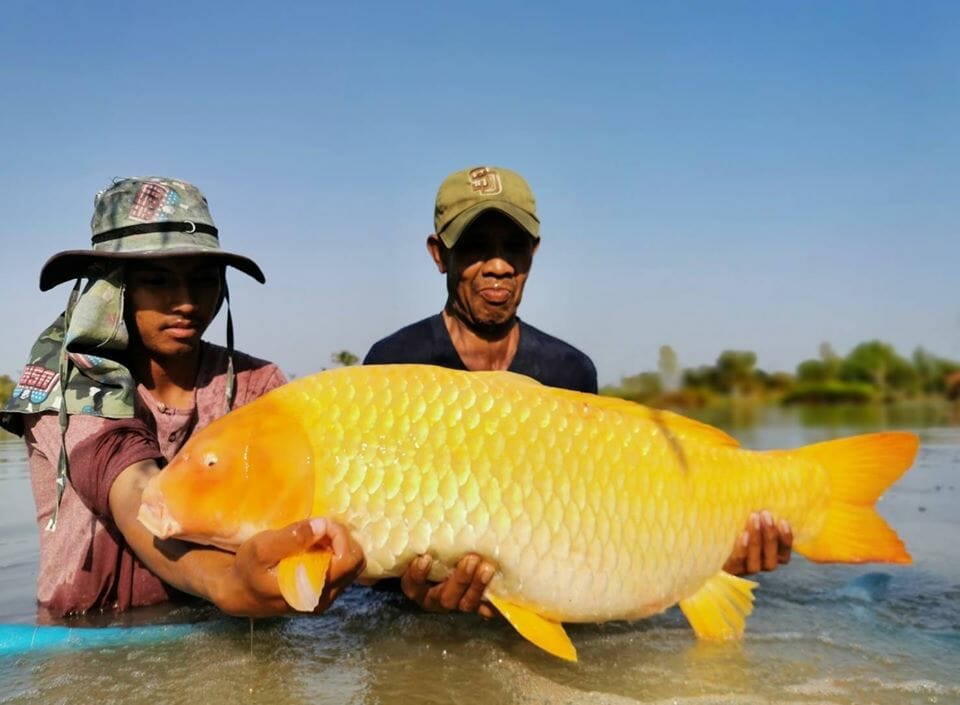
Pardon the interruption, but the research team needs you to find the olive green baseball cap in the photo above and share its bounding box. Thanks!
[39,176,265,291]
[434,166,540,248]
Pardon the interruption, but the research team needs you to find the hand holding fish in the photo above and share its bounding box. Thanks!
[723,511,794,576]
[220,517,366,616]
[112,460,364,617]
[400,553,498,619]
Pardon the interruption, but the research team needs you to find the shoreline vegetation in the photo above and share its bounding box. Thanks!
[600,341,960,409]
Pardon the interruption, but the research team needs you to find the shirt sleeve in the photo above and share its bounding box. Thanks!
[66,416,163,518]
[581,358,599,394]
[245,363,287,402]
[259,365,288,394]
[362,340,389,365]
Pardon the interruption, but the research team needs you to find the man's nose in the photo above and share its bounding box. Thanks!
[483,252,515,276]
[169,278,199,311]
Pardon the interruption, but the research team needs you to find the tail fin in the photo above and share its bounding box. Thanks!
[792,432,918,565]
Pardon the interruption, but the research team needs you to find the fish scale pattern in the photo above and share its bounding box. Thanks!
[275,365,829,624]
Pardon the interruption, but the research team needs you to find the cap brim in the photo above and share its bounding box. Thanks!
[39,249,266,291]
[438,201,540,248]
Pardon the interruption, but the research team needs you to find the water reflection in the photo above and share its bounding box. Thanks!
[683,400,957,435]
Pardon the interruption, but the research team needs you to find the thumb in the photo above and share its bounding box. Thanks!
[241,519,324,569]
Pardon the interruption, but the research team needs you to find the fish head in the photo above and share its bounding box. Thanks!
[138,395,315,549]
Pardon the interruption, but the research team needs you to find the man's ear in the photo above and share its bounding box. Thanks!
[426,234,447,273]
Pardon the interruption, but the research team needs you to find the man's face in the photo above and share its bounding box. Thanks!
[430,211,538,330]
[125,257,223,359]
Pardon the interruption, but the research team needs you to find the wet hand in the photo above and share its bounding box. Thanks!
[215,517,365,616]
[723,510,793,576]
[400,553,497,619]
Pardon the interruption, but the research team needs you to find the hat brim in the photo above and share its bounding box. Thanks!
[39,248,266,291]
[438,201,540,249]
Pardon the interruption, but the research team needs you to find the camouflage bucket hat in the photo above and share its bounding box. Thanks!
[39,176,265,291]
[434,166,540,248]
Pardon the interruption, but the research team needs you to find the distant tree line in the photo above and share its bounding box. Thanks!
[602,342,960,406]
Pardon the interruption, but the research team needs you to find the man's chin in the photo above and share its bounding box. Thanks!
[158,339,202,358]
[473,314,518,336]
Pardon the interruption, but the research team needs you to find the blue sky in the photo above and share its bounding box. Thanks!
[0,1,956,385]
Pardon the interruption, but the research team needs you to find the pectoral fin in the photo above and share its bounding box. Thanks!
[485,593,577,662]
[678,571,758,640]
[277,550,332,612]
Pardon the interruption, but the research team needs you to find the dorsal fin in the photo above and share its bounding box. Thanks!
[581,395,741,448]
[472,370,740,448]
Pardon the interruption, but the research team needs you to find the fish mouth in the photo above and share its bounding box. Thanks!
[137,488,182,539]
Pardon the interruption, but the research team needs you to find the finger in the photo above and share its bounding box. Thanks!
[745,512,763,574]
[244,519,318,569]
[309,518,348,558]
[317,521,365,587]
[778,519,794,565]
[760,510,779,571]
[421,582,448,612]
[438,554,480,611]
[477,602,497,620]
[328,543,366,588]
[400,555,433,607]
[722,531,749,575]
[458,560,495,613]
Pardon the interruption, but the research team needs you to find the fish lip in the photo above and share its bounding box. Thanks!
[137,492,182,539]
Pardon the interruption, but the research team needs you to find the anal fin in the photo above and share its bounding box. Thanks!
[486,593,577,662]
[277,550,332,612]
[678,571,758,640]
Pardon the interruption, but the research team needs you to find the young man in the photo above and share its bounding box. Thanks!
[366,166,792,617]
[2,177,363,618]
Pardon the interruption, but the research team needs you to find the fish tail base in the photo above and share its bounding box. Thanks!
[793,432,917,564]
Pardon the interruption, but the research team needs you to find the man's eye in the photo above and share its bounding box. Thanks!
[505,236,529,253]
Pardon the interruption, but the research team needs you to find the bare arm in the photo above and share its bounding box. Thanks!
[110,460,365,616]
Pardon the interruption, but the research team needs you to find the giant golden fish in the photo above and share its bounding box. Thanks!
[138,365,917,661]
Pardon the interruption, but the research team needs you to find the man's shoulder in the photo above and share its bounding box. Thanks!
[200,342,280,376]
[515,321,598,393]
[364,315,445,365]
[194,343,286,418]
[198,342,286,401]
[519,321,594,364]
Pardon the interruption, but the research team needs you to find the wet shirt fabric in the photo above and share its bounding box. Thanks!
[364,314,598,394]
[24,342,286,616]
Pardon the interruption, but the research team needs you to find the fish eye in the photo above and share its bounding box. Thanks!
[203,452,218,468]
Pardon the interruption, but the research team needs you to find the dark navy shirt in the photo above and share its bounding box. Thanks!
[364,314,598,394]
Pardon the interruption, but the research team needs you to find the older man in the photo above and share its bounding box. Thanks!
[365,165,597,393]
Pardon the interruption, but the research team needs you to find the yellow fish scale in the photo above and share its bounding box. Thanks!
[274,365,828,623]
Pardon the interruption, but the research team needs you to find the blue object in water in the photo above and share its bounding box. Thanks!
[0,622,226,657]
[834,572,893,602]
